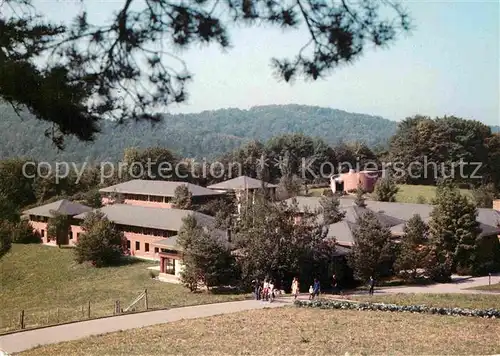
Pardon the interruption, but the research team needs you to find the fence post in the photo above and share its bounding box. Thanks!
[19,310,25,329]
[88,301,91,319]
[144,289,148,310]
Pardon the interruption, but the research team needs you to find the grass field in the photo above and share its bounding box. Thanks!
[466,283,500,292]
[350,293,500,309]
[20,307,500,355]
[309,184,472,204]
[0,244,248,332]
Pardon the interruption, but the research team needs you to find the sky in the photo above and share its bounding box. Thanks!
[34,0,500,126]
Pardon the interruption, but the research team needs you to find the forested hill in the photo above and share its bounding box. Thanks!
[0,104,497,162]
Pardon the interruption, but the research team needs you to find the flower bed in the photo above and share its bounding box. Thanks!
[294,299,500,318]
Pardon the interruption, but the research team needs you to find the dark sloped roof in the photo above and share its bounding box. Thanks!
[99,179,224,197]
[152,229,230,251]
[74,204,218,232]
[207,176,277,190]
[326,220,357,245]
[344,205,406,228]
[23,200,92,218]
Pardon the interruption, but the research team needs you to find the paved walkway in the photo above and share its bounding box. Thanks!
[368,274,500,295]
[0,299,291,354]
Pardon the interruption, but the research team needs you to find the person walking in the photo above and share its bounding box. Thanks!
[263,279,269,301]
[269,280,275,302]
[332,274,337,294]
[253,279,260,300]
[291,277,299,300]
[368,276,375,295]
[312,278,321,299]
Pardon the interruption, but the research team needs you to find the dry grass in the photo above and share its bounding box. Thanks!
[20,307,500,355]
[467,283,500,292]
[0,245,247,332]
[351,293,500,309]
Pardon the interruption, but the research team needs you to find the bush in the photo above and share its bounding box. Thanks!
[0,220,12,257]
[74,211,127,267]
[294,299,500,318]
[11,220,40,244]
[322,189,333,197]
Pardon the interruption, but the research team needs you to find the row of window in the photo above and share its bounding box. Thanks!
[115,194,172,202]
[126,240,179,256]
[30,215,49,223]
[118,224,172,237]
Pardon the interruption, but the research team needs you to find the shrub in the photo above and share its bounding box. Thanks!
[294,299,500,318]
[0,220,13,257]
[373,177,399,202]
[11,220,40,244]
[74,211,127,267]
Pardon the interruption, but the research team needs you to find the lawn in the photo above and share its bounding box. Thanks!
[350,293,500,309]
[309,184,472,204]
[392,184,471,204]
[20,307,500,355]
[0,244,248,332]
[467,283,500,292]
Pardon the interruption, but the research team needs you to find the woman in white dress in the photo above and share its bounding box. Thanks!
[291,277,299,300]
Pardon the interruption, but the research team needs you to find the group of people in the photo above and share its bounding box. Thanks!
[252,279,279,302]
[252,275,376,300]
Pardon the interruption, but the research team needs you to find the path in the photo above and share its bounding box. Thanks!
[355,274,500,295]
[0,299,291,354]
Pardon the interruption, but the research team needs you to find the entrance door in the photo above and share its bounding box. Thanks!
[165,258,176,275]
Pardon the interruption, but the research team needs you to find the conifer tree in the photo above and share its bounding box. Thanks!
[394,214,428,281]
[354,184,367,207]
[319,195,346,225]
[172,184,192,210]
[428,183,481,275]
[177,215,237,291]
[348,210,393,281]
[74,211,126,267]
[373,176,399,202]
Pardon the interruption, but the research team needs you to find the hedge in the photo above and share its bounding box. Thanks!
[294,299,499,318]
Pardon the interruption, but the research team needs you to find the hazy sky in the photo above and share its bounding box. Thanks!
[35,0,499,125]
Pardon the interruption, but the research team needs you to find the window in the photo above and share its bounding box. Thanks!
[135,241,140,250]
[69,231,73,240]
[41,230,45,237]
[165,258,175,275]
[154,247,159,254]
[145,243,149,252]
[127,240,131,249]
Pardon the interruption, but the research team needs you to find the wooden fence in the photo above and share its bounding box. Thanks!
[3,289,149,333]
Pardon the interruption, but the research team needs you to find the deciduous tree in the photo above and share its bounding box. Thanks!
[234,196,333,286]
[1,0,411,147]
